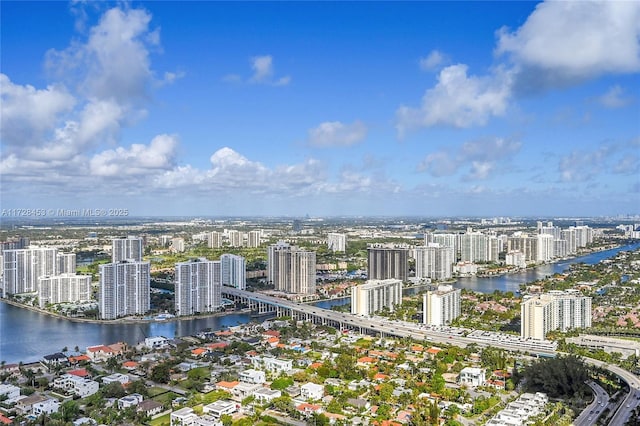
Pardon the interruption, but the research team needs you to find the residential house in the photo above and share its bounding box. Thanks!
[458,367,486,388]
[53,374,99,397]
[216,381,239,393]
[32,398,60,416]
[0,384,20,401]
[171,407,198,426]
[118,393,144,409]
[300,383,324,401]
[202,400,237,419]
[137,400,164,417]
[102,373,130,385]
[144,336,169,349]
[296,403,324,417]
[231,382,262,401]
[239,369,266,384]
[86,346,116,362]
[253,388,281,404]
[16,394,49,414]
[42,353,68,368]
[251,356,292,374]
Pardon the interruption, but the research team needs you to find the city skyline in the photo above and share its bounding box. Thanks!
[1,1,639,217]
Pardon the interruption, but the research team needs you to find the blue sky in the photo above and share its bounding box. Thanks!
[1,1,639,217]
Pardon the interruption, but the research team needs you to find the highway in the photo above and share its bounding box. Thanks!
[223,288,558,354]
[574,381,609,426]
[582,358,640,426]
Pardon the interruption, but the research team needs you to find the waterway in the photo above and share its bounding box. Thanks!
[1,243,638,364]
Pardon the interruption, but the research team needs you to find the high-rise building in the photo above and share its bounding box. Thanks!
[0,237,30,252]
[38,274,92,308]
[460,231,489,263]
[98,260,150,320]
[208,231,223,249]
[536,234,555,262]
[367,245,408,282]
[573,226,593,248]
[57,253,76,274]
[174,258,222,316]
[561,228,577,254]
[267,241,316,294]
[247,230,262,248]
[221,254,246,290]
[539,224,561,239]
[505,250,526,268]
[521,290,592,340]
[423,285,461,326]
[507,235,538,263]
[171,238,185,253]
[327,233,347,252]
[554,239,568,258]
[429,234,458,259]
[112,237,143,262]
[227,230,243,247]
[2,248,58,296]
[415,244,454,280]
[351,279,402,316]
[159,235,173,247]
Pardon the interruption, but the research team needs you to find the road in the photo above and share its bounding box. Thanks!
[224,288,558,354]
[574,381,609,426]
[578,358,640,426]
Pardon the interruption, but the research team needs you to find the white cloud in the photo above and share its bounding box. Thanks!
[613,155,639,174]
[597,85,633,109]
[417,151,459,177]
[228,55,291,86]
[0,3,179,189]
[419,50,447,71]
[558,145,615,182]
[90,134,179,177]
[396,64,512,135]
[307,120,367,147]
[155,147,327,195]
[417,137,521,180]
[0,74,76,147]
[496,1,640,87]
[250,55,274,83]
[47,7,160,102]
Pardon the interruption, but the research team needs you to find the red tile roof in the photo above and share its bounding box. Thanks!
[68,368,89,377]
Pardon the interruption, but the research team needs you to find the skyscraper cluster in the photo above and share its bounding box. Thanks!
[1,247,89,309]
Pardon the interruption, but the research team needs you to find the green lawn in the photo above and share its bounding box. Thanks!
[152,391,179,405]
[148,413,170,426]
[148,387,170,397]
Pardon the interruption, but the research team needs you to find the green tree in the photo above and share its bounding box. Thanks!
[519,355,589,399]
[102,381,126,398]
[150,363,171,384]
[127,380,149,397]
[271,377,294,390]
